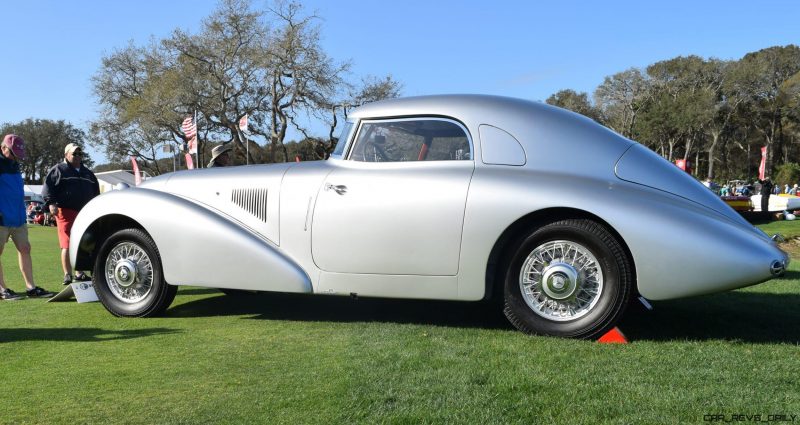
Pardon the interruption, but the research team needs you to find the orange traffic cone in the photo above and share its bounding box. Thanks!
[597,327,628,344]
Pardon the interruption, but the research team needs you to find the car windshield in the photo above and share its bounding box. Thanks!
[330,121,354,158]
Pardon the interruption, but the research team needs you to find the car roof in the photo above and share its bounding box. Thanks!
[349,94,552,122]
[345,94,634,175]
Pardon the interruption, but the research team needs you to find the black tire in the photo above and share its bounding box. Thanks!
[93,228,177,317]
[503,219,632,339]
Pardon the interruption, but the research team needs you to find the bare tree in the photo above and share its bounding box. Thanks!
[166,0,273,165]
[594,68,651,139]
[313,75,403,156]
[260,0,350,162]
[90,42,177,174]
[91,0,366,168]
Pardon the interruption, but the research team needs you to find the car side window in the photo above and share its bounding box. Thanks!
[349,118,471,162]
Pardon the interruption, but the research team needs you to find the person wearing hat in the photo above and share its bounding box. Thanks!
[42,143,100,285]
[207,143,233,168]
[0,134,54,300]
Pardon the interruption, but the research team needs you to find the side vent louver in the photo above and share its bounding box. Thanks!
[231,188,269,222]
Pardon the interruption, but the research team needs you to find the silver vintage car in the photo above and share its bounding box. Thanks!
[70,95,788,339]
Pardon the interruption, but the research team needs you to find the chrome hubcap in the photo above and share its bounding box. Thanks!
[105,242,154,303]
[519,240,604,321]
[541,263,578,300]
[114,259,138,287]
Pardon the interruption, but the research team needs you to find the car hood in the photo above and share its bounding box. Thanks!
[139,163,296,192]
[615,143,755,229]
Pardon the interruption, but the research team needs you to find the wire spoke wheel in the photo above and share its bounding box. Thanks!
[94,228,177,317]
[503,219,631,339]
[519,240,604,321]
[104,241,154,303]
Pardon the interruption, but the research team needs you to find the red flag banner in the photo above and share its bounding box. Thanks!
[675,159,686,171]
[130,156,141,186]
[187,135,198,154]
[759,146,767,180]
[185,153,194,170]
[239,114,248,132]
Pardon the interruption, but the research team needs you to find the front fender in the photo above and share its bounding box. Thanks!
[70,189,311,293]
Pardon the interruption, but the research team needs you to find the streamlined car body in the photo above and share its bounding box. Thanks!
[70,95,788,338]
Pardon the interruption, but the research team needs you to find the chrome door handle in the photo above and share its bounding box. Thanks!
[325,183,347,195]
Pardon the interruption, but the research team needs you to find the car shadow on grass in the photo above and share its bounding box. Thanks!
[168,289,800,343]
[0,327,179,343]
[780,269,800,281]
[621,292,800,344]
[169,290,514,331]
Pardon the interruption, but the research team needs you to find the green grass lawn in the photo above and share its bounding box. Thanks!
[2,224,799,424]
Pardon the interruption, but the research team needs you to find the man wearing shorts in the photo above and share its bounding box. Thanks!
[0,134,54,300]
[42,143,100,285]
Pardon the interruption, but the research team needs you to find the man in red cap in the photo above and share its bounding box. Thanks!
[0,134,54,300]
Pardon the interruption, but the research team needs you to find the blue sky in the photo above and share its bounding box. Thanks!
[2,0,799,162]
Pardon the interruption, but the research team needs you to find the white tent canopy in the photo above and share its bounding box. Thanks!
[24,185,44,203]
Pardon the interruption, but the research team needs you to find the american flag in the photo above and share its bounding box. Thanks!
[239,114,248,132]
[181,115,196,139]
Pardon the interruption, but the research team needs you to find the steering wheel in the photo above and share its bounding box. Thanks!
[366,142,392,162]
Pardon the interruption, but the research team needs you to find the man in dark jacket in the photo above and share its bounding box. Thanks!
[759,177,774,219]
[42,143,100,284]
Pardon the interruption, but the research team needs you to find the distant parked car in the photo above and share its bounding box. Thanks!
[69,95,788,339]
[721,195,754,212]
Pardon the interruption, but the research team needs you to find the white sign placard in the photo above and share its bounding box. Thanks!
[71,282,99,303]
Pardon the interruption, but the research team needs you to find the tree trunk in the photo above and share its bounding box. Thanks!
[278,112,289,163]
[328,105,339,143]
[707,133,719,180]
[778,118,787,165]
[150,145,162,175]
[683,135,693,162]
[765,134,774,178]
[694,150,700,177]
[668,138,675,162]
